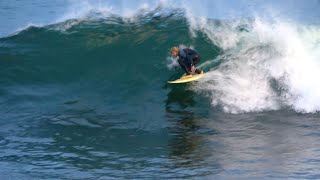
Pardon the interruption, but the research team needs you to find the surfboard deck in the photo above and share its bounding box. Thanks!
[168,73,204,84]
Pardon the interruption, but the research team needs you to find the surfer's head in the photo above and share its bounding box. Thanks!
[170,47,179,57]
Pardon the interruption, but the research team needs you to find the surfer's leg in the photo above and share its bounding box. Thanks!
[178,58,191,75]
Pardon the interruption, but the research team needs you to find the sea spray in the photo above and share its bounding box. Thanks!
[191,17,320,113]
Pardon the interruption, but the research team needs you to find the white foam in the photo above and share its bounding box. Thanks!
[189,15,320,113]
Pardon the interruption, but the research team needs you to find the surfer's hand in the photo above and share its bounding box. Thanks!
[191,66,196,72]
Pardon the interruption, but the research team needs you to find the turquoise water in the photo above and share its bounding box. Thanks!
[1,1,320,179]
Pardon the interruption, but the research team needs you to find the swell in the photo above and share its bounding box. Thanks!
[0,14,220,116]
[1,17,215,78]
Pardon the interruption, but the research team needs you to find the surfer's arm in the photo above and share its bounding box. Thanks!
[186,54,194,67]
[186,55,196,72]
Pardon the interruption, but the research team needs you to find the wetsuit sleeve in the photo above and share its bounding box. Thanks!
[177,57,190,74]
[184,48,197,66]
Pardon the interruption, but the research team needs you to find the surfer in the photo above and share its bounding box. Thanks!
[170,47,203,77]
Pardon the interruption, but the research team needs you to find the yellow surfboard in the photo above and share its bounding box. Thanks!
[168,73,204,84]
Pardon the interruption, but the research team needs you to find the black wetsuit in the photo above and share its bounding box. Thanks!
[177,48,202,75]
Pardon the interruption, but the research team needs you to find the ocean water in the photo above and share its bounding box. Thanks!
[1,0,320,179]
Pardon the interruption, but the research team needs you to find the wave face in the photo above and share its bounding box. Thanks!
[2,7,320,114]
[0,11,220,131]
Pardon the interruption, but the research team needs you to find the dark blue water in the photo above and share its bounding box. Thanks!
[1,1,320,179]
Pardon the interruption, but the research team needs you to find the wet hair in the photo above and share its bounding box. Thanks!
[170,47,179,53]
